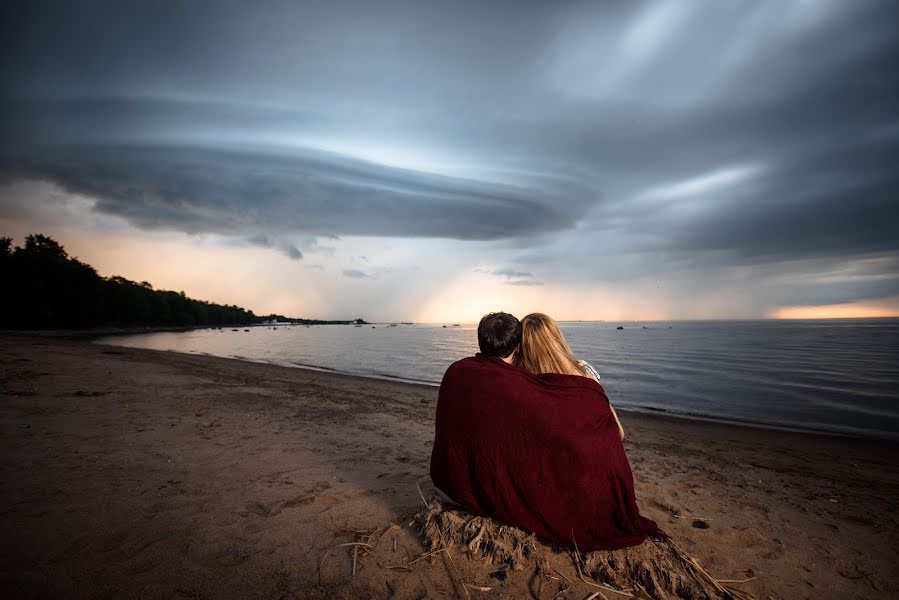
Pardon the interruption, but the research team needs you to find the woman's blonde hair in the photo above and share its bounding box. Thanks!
[513,313,587,377]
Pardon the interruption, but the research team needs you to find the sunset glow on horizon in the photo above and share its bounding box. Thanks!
[767,298,899,320]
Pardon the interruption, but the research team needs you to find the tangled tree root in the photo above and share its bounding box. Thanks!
[413,499,754,600]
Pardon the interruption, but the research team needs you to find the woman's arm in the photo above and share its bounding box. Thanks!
[579,360,624,440]
[609,404,625,441]
[579,360,601,381]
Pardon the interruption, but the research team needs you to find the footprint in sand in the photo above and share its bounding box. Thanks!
[243,501,283,518]
[215,543,254,567]
[247,481,333,515]
[283,494,316,508]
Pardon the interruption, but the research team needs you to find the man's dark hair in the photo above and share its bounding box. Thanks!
[477,312,521,357]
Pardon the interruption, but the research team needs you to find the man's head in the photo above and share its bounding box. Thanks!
[477,312,521,361]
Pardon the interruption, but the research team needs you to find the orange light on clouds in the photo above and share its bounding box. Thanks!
[767,296,899,319]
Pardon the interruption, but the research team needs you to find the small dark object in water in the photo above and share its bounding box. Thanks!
[232,329,238,332]
[692,519,710,529]
[616,326,624,330]
[243,329,250,332]
[442,325,447,328]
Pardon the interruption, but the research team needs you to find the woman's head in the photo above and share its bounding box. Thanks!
[513,313,586,376]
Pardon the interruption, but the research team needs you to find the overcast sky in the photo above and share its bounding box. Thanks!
[2,0,897,321]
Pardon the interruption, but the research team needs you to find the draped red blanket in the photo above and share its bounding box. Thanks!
[429,354,662,551]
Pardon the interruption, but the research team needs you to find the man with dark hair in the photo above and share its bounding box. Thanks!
[430,311,662,551]
[476,311,521,360]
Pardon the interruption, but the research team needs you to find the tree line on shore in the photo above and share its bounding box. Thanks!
[1,234,256,329]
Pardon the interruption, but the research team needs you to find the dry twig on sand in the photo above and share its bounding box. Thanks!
[327,521,402,581]
[317,548,332,583]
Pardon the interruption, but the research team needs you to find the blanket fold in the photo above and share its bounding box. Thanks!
[430,354,662,551]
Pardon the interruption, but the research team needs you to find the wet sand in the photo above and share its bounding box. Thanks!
[1,333,897,599]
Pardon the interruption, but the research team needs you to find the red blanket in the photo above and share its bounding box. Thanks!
[430,354,663,551]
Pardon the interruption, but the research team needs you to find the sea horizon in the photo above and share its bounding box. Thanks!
[86,315,899,327]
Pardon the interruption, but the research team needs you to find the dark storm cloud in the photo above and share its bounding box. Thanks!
[2,141,581,241]
[477,267,534,279]
[774,276,899,307]
[247,233,302,260]
[475,267,543,286]
[597,135,899,264]
[2,0,898,307]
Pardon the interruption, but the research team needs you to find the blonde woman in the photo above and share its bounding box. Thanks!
[513,313,625,440]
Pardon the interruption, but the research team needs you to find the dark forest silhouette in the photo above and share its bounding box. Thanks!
[1,234,256,329]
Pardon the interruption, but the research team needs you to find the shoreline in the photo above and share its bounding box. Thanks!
[6,326,893,441]
[88,334,899,443]
[2,333,897,598]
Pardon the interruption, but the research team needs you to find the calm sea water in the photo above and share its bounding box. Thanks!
[96,319,899,440]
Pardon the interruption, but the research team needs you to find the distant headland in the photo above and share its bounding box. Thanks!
[259,315,369,326]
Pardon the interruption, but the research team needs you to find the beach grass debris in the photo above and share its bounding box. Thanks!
[329,523,405,582]
[412,498,756,600]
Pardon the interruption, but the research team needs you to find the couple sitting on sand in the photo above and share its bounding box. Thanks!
[430,311,663,551]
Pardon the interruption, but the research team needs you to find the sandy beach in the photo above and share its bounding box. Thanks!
[1,333,897,599]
